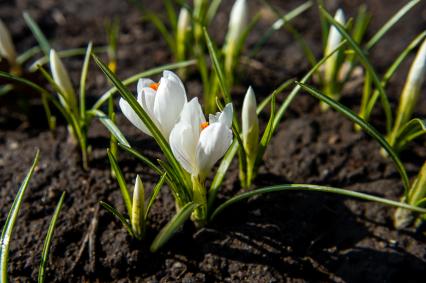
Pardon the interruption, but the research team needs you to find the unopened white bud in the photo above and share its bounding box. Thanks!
[242,86,259,159]
[0,19,17,65]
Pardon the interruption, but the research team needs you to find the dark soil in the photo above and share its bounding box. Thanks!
[1,0,425,282]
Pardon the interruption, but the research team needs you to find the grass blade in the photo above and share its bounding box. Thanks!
[320,6,393,132]
[145,173,167,219]
[365,0,420,50]
[117,143,164,176]
[22,12,50,56]
[210,184,426,220]
[203,27,230,102]
[92,60,195,110]
[38,192,65,283]
[99,201,134,236]
[144,12,175,54]
[107,149,132,216]
[79,42,93,121]
[150,202,197,252]
[255,95,275,168]
[297,82,409,196]
[88,109,130,147]
[1,150,40,283]
[394,118,426,152]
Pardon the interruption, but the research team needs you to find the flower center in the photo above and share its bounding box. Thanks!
[149,82,160,91]
[200,122,209,130]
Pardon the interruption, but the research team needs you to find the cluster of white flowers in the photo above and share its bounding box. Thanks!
[119,71,238,180]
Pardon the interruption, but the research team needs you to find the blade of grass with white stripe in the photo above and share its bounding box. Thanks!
[320,6,393,132]
[92,59,195,110]
[92,54,191,201]
[99,201,134,237]
[272,40,347,132]
[107,149,132,216]
[79,43,93,121]
[150,202,197,252]
[145,173,167,219]
[0,150,40,283]
[393,118,426,153]
[297,82,410,197]
[23,12,50,56]
[250,0,312,57]
[38,191,65,283]
[365,0,420,50]
[87,109,130,147]
[210,184,426,220]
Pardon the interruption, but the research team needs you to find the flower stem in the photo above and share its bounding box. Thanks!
[191,175,207,227]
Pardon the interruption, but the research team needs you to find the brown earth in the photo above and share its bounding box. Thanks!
[0,0,425,282]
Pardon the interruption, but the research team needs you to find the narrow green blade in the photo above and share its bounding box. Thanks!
[365,0,420,50]
[99,201,134,237]
[150,202,197,252]
[145,173,167,219]
[297,82,410,196]
[394,118,426,153]
[107,149,132,217]
[88,109,130,147]
[23,12,51,56]
[210,184,426,220]
[0,150,40,283]
[38,192,65,283]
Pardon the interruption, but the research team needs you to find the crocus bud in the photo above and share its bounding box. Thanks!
[395,39,426,128]
[131,175,146,238]
[224,0,248,73]
[176,8,191,60]
[242,86,259,160]
[49,49,77,111]
[0,19,17,67]
[324,9,345,82]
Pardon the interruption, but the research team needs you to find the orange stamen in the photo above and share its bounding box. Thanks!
[150,82,160,91]
[201,122,209,130]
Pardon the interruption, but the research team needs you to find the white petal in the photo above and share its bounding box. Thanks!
[119,97,151,136]
[196,122,233,177]
[170,122,197,174]
[137,78,155,95]
[139,87,156,117]
[163,70,186,97]
[209,103,233,128]
[50,49,76,109]
[228,0,248,42]
[325,9,345,56]
[180,97,206,142]
[153,77,187,138]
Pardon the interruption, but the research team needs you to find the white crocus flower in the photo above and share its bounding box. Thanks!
[169,98,233,179]
[324,9,345,82]
[119,70,187,139]
[0,19,17,66]
[50,49,77,112]
[242,86,259,159]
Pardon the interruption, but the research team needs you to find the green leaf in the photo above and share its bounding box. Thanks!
[297,82,410,197]
[150,202,197,252]
[16,46,41,65]
[28,46,108,72]
[210,183,426,220]
[1,150,40,283]
[0,85,13,96]
[92,60,195,110]
[92,54,191,200]
[99,201,134,237]
[250,1,312,57]
[79,42,93,121]
[382,31,426,86]
[144,12,176,54]
[88,109,130,147]
[107,149,132,217]
[393,118,426,153]
[273,40,347,132]
[320,6,393,132]
[38,192,65,283]
[203,27,230,102]
[257,78,295,113]
[206,0,222,24]
[365,0,420,50]
[255,95,276,168]
[145,173,167,218]
[23,12,51,56]
[117,143,164,176]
